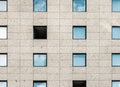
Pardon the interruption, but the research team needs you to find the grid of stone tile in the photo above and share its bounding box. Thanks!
[0,0,119,87]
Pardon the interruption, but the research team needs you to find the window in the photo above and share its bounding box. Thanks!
[0,53,7,67]
[112,80,120,87]
[73,53,86,67]
[0,26,7,39]
[73,26,86,40]
[33,53,47,67]
[33,0,47,12]
[33,26,47,39]
[73,0,86,12]
[0,81,7,87]
[112,0,120,12]
[112,53,120,66]
[34,81,47,87]
[0,0,7,12]
[112,26,120,39]
[73,80,86,87]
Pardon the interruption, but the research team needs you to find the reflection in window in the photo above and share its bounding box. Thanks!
[0,26,7,39]
[34,81,47,87]
[112,80,120,87]
[73,80,86,87]
[0,54,7,67]
[33,53,47,67]
[73,0,86,12]
[112,26,120,39]
[73,53,86,67]
[73,26,86,40]
[112,53,120,66]
[0,81,7,87]
[34,0,47,12]
[112,0,120,12]
[0,0,7,11]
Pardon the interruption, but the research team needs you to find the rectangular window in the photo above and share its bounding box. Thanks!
[73,53,86,67]
[34,81,47,87]
[73,0,86,12]
[112,53,120,66]
[73,80,86,87]
[0,0,7,12]
[33,53,47,67]
[112,26,120,40]
[0,81,7,87]
[112,80,120,87]
[33,0,47,12]
[112,0,120,12]
[73,26,86,40]
[0,53,7,67]
[0,26,7,39]
[33,26,47,39]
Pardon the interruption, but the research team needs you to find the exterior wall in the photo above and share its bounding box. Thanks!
[0,0,118,87]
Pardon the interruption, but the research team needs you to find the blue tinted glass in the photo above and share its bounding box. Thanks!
[34,82,46,87]
[73,54,86,66]
[73,0,86,12]
[34,54,47,67]
[34,0,47,12]
[73,26,86,39]
[112,54,120,66]
[0,1,7,11]
[112,0,120,12]
[112,27,120,39]
[112,81,120,87]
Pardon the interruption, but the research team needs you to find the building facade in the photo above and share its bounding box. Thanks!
[0,0,120,87]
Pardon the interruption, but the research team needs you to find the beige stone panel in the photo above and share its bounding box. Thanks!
[48,33,59,40]
[112,68,120,74]
[60,47,72,53]
[60,74,72,80]
[87,53,99,60]
[21,67,33,74]
[100,40,111,47]
[21,6,33,12]
[21,0,32,5]
[60,67,72,74]
[48,53,59,61]
[8,74,19,80]
[87,74,99,81]
[72,19,87,25]
[33,40,47,47]
[0,13,7,19]
[0,74,7,80]
[60,5,72,12]
[21,19,33,25]
[0,47,7,52]
[87,13,99,19]
[87,40,99,47]
[33,47,47,53]
[100,61,111,67]
[34,19,47,25]
[60,33,72,40]
[47,67,59,74]
[72,13,87,19]
[20,40,33,47]
[8,5,20,12]
[48,13,59,19]
[8,47,19,53]
[8,53,19,60]
[8,12,20,19]
[60,40,72,47]
[8,0,19,5]
[8,26,20,33]
[100,54,111,60]
[112,74,120,80]
[0,40,7,47]
[88,61,99,67]
[48,81,59,87]
[100,33,111,40]
[60,19,72,26]
[21,81,32,87]
[20,26,32,33]
[21,47,33,53]
[60,81,72,87]
[20,53,32,60]
[33,74,47,80]
[47,26,59,33]
[21,60,32,67]
[112,19,120,26]
[60,54,72,60]
[99,81,111,87]
[20,12,33,19]
[48,0,59,5]
[60,26,72,33]
[87,25,99,33]
[8,60,20,67]
[60,13,72,19]
[0,19,7,25]
[48,74,59,80]
[100,6,111,12]
[47,40,59,47]
[100,74,111,80]
[60,0,72,5]
[100,22,111,33]
[72,40,87,47]
[48,19,59,25]
[87,33,100,39]
[72,74,86,80]
[87,19,99,25]
[100,13,111,19]
[48,61,59,67]
[87,4,99,13]
[8,40,19,47]
[34,13,47,19]
[87,67,99,74]
[60,60,71,67]
[100,0,111,5]
[112,13,120,18]
[111,41,120,47]
[20,33,32,40]
[8,67,19,74]
[34,68,47,74]
[72,68,87,74]
[9,33,20,40]
[87,81,99,87]
[21,74,33,80]
[72,47,87,53]
[0,68,7,74]
[100,67,111,74]
[48,6,59,12]
[48,47,59,53]
[87,47,99,53]
[100,47,111,53]
[8,80,19,87]
[8,19,20,25]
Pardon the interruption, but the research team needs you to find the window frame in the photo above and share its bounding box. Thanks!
[0,26,8,40]
[33,0,47,12]
[73,80,86,87]
[0,53,8,67]
[112,80,120,87]
[33,81,47,87]
[33,53,47,67]
[33,26,47,39]
[72,53,87,67]
[0,80,7,87]
[0,0,8,12]
[112,53,120,67]
[72,0,87,12]
[72,26,87,40]
[112,26,120,40]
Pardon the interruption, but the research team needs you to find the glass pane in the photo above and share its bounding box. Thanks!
[112,27,120,39]
[0,27,7,39]
[73,54,86,66]
[112,81,120,87]
[112,0,120,12]
[34,54,47,67]
[34,82,46,87]
[34,0,47,12]
[73,0,86,12]
[73,26,86,39]
[112,54,120,66]
[0,1,7,11]
[0,54,7,66]
[0,82,7,87]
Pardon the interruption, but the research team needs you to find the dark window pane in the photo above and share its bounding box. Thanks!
[34,26,47,39]
[73,81,86,87]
